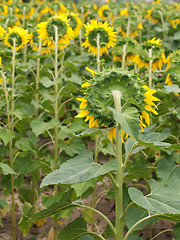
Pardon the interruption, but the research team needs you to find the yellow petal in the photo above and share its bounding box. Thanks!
[85,67,97,76]
[145,105,158,115]
[81,82,91,88]
[75,110,90,118]
[141,111,150,126]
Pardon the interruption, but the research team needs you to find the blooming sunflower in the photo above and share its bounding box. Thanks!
[0,25,6,40]
[49,2,67,15]
[76,67,160,142]
[135,38,166,71]
[15,4,34,20]
[0,5,8,16]
[67,12,82,37]
[37,14,74,53]
[4,26,30,52]
[82,20,117,56]
[98,5,112,20]
[4,0,13,4]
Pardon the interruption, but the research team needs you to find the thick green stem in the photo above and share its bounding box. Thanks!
[35,41,41,117]
[10,38,16,240]
[91,135,98,232]
[121,44,127,71]
[112,91,123,240]
[53,25,59,240]
[148,48,153,88]
[96,33,100,73]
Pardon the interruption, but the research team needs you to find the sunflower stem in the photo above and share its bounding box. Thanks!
[148,48,153,88]
[96,33,101,73]
[112,90,123,240]
[122,44,127,71]
[79,28,83,56]
[158,10,166,40]
[91,134,99,232]
[9,38,16,240]
[23,6,26,27]
[53,25,59,240]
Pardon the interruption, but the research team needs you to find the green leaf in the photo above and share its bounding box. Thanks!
[13,109,23,120]
[0,163,16,175]
[102,221,115,239]
[109,107,139,141]
[174,223,180,240]
[40,76,54,88]
[18,202,32,236]
[127,237,144,240]
[31,189,74,221]
[0,199,8,209]
[41,151,119,187]
[125,206,156,231]
[164,84,180,93]
[157,156,176,182]
[124,166,151,181]
[14,158,40,174]
[77,127,102,137]
[72,178,97,197]
[30,118,59,136]
[138,128,171,148]
[128,175,180,221]
[174,31,180,40]
[77,236,94,240]
[0,129,15,145]
[58,218,104,240]
[15,138,33,152]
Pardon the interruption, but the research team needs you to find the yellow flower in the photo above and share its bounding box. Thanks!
[15,6,34,20]
[0,5,8,16]
[67,12,82,37]
[0,79,3,85]
[37,14,74,53]
[165,73,172,85]
[50,2,67,15]
[147,37,162,46]
[0,25,6,40]
[85,67,97,76]
[82,20,117,56]
[4,26,30,52]
[98,5,112,20]
[146,9,159,23]
[120,8,129,17]
[137,22,143,29]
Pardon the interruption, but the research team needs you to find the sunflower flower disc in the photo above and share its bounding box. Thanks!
[4,26,30,51]
[82,19,117,56]
[37,14,74,53]
[76,68,160,140]
[67,12,82,37]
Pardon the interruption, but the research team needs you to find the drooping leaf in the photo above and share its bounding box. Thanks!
[18,202,32,236]
[109,107,139,141]
[71,178,97,197]
[40,76,54,88]
[0,163,16,175]
[41,151,119,187]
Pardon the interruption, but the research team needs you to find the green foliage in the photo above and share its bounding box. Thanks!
[41,151,119,187]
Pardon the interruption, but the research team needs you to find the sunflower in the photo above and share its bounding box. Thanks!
[76,67,160,142]
[0,25,6,40]
[15,4,35,20]
[146,9,159,23]
[82,20,117,56]
[49,2,67,15]
[4,26,30,52]
[37,14,74,53]
[135,38,166,71]
[98,5,112,20]
[67,12,82,37]
[4,0,13,4]
[0,5,8,16]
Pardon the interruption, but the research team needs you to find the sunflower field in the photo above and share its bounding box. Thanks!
[0,0,180,239]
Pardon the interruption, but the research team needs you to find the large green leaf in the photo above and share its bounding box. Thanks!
[128,169,180,221]
[58,218,104,240]
[109,107,139,141]
[157,156,176,182]
[174,223,180,240]
[41,151,119,187]
[124,166,151,182]
[164,84,180,93]
[31,189,74,221]
[72,178,97,197]
[0,163,16,175]
[30,118,59,136]
[0,129,15,145]
[77,236,94,240]
[138,128,171,148]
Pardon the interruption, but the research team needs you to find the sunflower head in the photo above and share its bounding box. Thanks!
[76,67,160,133]
[98,5,112,20]
[15,4,34,20]
[0,25,6,40]
[67,12,82,37]
[82,20,117,56]
[4,26,29,51]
